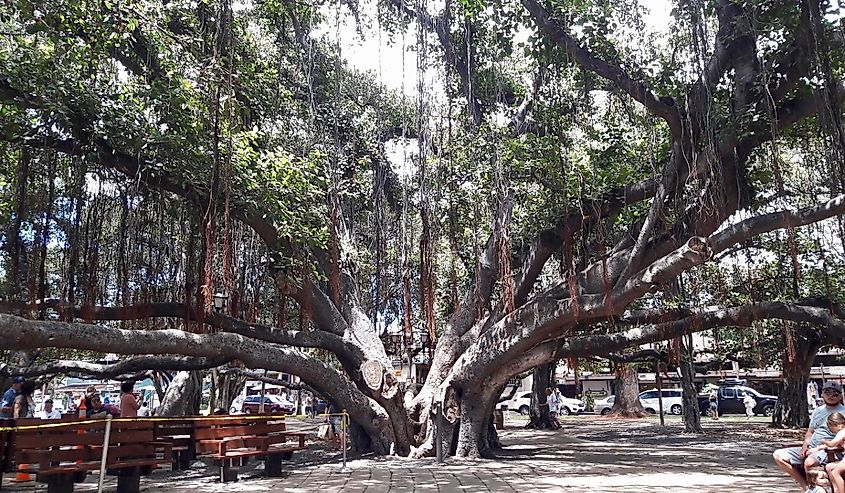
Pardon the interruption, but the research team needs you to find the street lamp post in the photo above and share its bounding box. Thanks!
[420,332,431,359]
[389,334,402,355]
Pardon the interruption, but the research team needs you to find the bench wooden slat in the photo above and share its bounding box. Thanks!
[193,423,287,440]
[15,429,154,448]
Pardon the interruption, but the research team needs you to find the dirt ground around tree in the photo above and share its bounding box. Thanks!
[5,414,807,492]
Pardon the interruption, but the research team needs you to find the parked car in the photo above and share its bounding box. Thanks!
[595,395,616,415]
[240,395,295,414]
[503,392,532,415]
[697,383,777,416]
[639,388,684,415]
[558,396,586,415]
[504,392,585,415]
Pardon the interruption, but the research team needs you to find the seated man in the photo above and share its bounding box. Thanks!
[87,393,120,419]
[38,398,62,419]
[774,381,845,492]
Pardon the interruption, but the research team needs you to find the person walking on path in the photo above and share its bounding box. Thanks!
[708,390,719,420]
[774,381,845,492]
[743,392,756,419]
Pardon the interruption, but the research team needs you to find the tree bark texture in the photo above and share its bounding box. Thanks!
[680,335,702,433]
[157,371,202,416]
[526,361,554,429]
[773,329,821,428]
[610,364,646,417]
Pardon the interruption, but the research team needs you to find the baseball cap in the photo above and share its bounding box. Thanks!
[44,398,53,404]
[823,381,842,393]
[12,376,25,384]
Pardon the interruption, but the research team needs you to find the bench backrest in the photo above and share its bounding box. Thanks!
[152,419,195,439]
[193,416,288,441]
[12,420,158,470]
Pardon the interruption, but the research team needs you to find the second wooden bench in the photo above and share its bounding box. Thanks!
[192,416,307,481]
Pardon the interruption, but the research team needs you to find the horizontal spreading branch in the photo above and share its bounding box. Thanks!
[0,314,388,433]
[708,194,845,255]
[2,355,231,380]
[514,177,658,306]
[0,299,363,362]
[225,369,312,393]
[559,301,845,358]
[450,193,845,386]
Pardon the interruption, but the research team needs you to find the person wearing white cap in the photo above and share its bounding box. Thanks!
[773,381,845,492]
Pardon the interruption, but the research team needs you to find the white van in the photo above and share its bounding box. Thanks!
[638,388,684,415]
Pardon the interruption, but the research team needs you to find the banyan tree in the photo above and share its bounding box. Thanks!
[2,0,845,457]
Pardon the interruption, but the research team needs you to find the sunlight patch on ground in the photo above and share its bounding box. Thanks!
[537,471,736,488]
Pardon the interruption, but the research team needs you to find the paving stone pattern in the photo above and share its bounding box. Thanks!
[4,416,802,492]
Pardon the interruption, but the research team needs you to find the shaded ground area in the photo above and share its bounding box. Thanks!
[4,414,804,492]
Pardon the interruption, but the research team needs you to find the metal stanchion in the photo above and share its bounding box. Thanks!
[97,415,113,493]
[339,410,350,472]
[435,402,443,463]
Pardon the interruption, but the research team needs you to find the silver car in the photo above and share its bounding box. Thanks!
[594,395,616,415]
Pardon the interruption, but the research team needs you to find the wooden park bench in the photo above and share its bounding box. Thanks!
[3,418,172,493]
[192,415,307,482]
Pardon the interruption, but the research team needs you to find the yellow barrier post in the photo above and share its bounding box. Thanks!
[340,411,349,473]
[435,402,443,464]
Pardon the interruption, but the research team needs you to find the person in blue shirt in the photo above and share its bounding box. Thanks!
[0,376,25,418]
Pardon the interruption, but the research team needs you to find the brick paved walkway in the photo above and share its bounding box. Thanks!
[4,416,803,492]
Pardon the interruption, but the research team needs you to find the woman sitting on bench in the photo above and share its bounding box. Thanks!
[88,393,120,419]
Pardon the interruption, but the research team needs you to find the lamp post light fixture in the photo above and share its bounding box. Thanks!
[420,331,434,360]
[389,334,402,355]
[213,292,229,313]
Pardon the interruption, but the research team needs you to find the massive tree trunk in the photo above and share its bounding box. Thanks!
[157,371,202,416]
[454,388,488,458]
[610,364,646,417]
[773,327,822,428]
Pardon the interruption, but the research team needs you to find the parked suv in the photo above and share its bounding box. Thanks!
[698,383,777,416]
[240,395,295,414]
[639,388,684,415]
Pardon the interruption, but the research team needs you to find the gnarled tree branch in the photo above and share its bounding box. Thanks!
[3,355,230,380]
